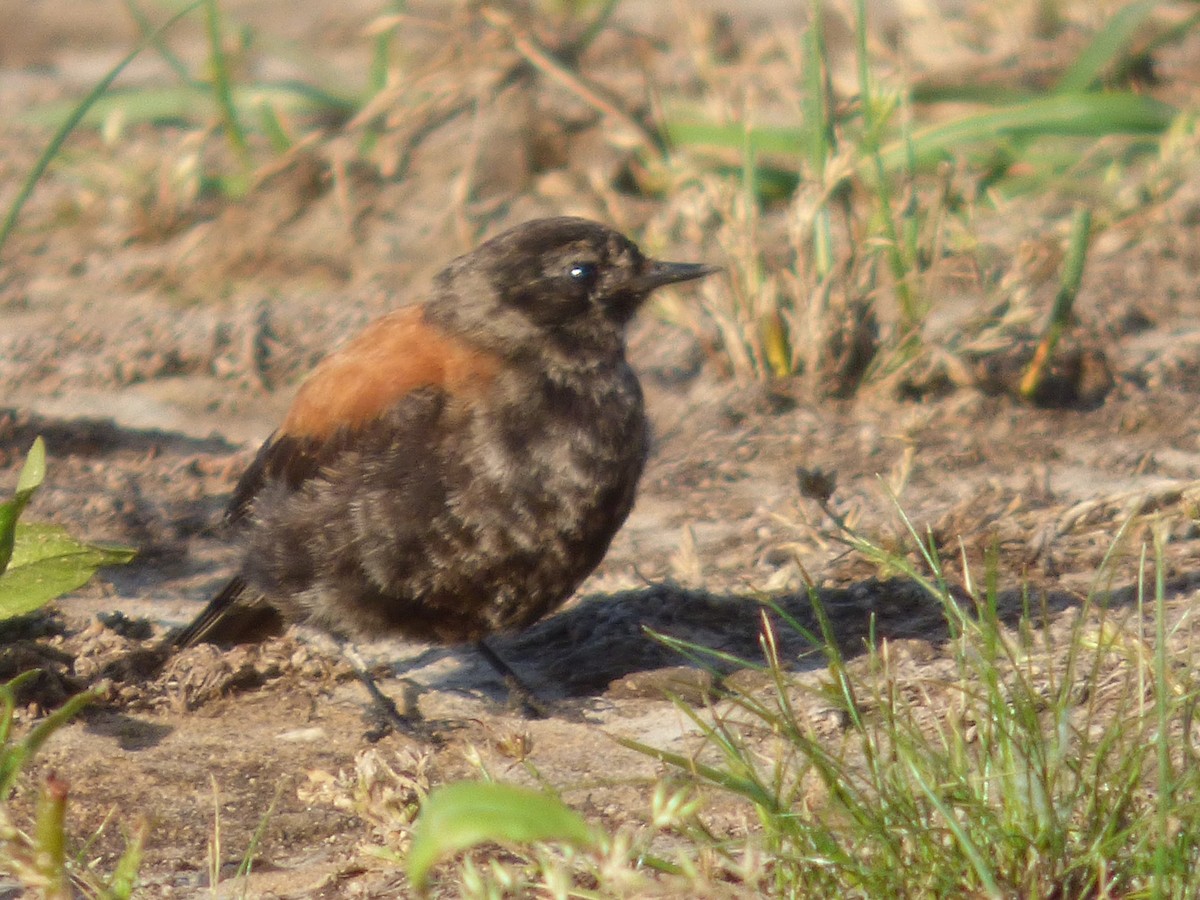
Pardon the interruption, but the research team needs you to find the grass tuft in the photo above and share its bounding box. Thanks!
[620,497,1200,896]
[0,675,143,897]
[660,0,1194,391]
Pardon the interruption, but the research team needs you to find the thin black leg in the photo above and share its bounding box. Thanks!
[475,640,549,719]
[342,644,417,738]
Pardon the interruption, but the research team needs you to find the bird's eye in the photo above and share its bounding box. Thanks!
[568,262,597,284]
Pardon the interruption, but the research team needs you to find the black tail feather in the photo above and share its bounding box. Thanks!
[165,574,249,650]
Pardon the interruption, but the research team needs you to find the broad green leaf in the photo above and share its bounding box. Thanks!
[0,523,135,620]
[407,782,599,892]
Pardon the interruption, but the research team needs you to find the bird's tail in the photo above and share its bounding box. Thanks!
[165,574,249,650]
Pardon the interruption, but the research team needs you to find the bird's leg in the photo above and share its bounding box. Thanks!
[474,640,549,719]
[341,643,418,738]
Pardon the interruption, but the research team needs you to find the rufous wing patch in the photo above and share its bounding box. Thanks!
[280,305,503,440]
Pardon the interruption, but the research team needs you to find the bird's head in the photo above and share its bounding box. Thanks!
[428,217,718,368]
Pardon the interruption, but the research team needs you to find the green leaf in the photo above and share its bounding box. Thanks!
[407,782,599,892]
[0,502,20,577]
[0,523,135,621]
[0,437,46,575]
[15,437,45,496]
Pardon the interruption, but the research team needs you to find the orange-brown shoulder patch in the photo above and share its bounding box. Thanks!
[280,305,502,440]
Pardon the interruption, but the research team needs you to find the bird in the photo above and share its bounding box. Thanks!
[167,216,717,715]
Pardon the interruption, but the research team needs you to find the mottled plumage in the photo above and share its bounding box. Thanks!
[171,217,716,652]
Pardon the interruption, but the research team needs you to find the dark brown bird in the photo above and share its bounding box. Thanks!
[170,217,716,698]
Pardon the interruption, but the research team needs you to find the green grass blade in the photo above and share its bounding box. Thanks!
[614,734,776,806]
[574,0,623,55]
[203,0,250,173]
[875,92,1176,171]
[105,819,148,899]
[802,0,832,177]
[235,782,281,884]
[0,0,205,260]
[905,757,1003,897]
[1056,0,1158,93]
[20,82,355,133]
[910,83,1039,105]
[256,101,294,154]
[121,0,198,84]
[664,121,808,156]
[667,92,1174,183]
[1020,205,1093,399]
[1151,533,1172,890]
[0,689,95,797]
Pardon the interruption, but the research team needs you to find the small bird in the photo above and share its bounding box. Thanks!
[170,217,717,710]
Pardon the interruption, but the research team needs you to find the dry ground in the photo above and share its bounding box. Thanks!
[2,0,1200,895]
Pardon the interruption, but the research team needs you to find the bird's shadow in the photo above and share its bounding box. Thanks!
[475,573,1194,701]
[1,408,238,460]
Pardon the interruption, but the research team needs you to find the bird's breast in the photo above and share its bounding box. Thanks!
[454,363,648,546]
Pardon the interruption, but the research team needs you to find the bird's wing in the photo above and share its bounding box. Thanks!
[171,307,504,651]
[224,305,502,524]
[223,428,340,524]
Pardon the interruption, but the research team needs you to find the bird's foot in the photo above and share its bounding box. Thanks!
[475,640,551,720]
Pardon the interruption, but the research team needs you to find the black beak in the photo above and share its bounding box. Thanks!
[637,260,721,292]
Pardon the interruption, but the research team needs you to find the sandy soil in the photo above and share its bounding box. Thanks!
[2,0,1200,895]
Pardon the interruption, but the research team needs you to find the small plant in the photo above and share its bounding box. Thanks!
[398,766,754,895]
[407,781,600,893]
[662,0,1189,389]
[0,439,140,895]
[618,493,1200,896]
[0,438,135,622]
[0,674,146,898]
[0,0,207,260]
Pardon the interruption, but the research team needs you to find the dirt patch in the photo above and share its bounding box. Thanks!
[2,0,1200,895]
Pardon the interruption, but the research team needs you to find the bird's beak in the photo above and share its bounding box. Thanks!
[638,260,721,292]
